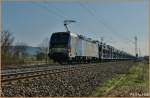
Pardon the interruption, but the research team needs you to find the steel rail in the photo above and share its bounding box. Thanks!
[1,64,97,83]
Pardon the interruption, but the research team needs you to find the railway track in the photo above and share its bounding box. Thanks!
[2,61,132,85]
[2,61,120,75]
[2,62,105,75]
[1,63,99,85]
[2,65,67,76]
[2,61,135,97]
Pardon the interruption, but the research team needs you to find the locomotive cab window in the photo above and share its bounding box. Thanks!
[50,32,70,48]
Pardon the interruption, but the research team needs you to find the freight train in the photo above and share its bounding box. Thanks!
[48,32,135,64]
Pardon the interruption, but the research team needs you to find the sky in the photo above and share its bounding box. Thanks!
[2,0,149,56]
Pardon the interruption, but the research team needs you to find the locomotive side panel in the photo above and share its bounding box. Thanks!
[76,37,82,56]
[70,35,77,58]
[84,39,89,57]
[74,36,99,58]
[82,39,99,58]
[93,43,99,58]
[81,39,86,56]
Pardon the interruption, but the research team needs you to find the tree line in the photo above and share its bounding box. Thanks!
[1,31,50,66]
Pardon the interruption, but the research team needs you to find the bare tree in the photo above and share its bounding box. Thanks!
[1,31,14,53]
[1,31,14,65]
[38,37,49,63]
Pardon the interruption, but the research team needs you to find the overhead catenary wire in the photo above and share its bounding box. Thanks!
[30,1,68,20]
[32,1,85,33]
[37,1,106,39]
[78,3,125,47]
[79,3,134,45]
[79,2,134,54]
[89,5,135,44]
[43,1,70,18]
[31,1,114,43]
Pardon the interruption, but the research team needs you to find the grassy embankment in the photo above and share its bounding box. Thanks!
[92,61,149,97]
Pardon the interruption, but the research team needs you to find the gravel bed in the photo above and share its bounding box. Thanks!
[1,61,134,97]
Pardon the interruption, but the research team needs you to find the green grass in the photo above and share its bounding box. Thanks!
[92,62,149,97]
[92,74,126,96]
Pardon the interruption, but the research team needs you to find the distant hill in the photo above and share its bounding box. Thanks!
[25,46,41,56]
[11,46,41,56]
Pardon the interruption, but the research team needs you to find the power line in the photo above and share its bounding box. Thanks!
[31,1,113,43]
[46,2,105,37]
[43,1,70,18]
[78,3,122,44]
[31,1,68,20]
[42,1,81,32]
[78,3,126,48]
[79,3,134,44]
[32,2,90,33]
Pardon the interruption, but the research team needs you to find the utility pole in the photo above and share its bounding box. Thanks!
[134,36,138,58]
[139,48,141,57]
[101,37,104,59]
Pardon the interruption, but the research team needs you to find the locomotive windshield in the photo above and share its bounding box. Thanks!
[50,32,70,48]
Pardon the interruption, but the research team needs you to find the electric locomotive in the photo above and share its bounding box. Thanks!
[48,32,99,63]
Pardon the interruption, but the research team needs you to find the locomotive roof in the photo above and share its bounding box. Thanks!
[53,32,98,43]
[53,32,78,37]
[78,34,97,43]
